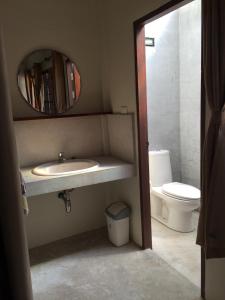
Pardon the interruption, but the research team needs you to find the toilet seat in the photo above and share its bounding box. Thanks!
[162,182,200,201]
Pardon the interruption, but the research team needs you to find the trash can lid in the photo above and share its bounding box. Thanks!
[105,201,130,220]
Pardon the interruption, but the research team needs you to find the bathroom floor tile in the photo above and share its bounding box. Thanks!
[30,228,200,300]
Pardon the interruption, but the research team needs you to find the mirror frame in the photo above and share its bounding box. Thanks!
[17,48,81,116]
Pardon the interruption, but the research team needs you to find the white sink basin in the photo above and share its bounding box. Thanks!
[32,159,99,176]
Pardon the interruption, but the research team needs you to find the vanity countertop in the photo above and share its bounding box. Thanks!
[21,156,136,197]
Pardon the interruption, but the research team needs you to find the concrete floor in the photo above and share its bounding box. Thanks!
[152,212,201,287]
[30,228,201,300]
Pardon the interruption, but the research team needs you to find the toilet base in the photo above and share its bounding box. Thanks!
[150,192,196,233]
[168,208,194,232]
[152,210,194,233]
[151,215,195,233]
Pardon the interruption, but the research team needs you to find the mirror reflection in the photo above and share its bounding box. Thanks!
[17,49,81,115]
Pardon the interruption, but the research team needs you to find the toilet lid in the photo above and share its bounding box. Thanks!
[162,182,201,200]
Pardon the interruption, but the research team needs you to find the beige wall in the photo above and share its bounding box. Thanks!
[0,0,103,118]
[206,259,225,300]
[15,114,135,248]
[101,1,225,299]
[14,116,104,167]
[4,0,223,297]
[15,115,107,248]
[1,0,162,247]
[0,0,108,248]
[101,0,169,246]
[101,0,168,112]
[26,185,109,249]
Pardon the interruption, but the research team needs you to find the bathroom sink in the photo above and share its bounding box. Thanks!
[32,159,99,176]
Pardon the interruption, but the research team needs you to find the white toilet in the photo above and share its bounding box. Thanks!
[149,150,200,232]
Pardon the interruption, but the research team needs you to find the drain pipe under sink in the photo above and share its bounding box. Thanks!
[58,189,73,213]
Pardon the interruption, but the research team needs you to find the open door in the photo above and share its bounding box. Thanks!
[134,0,205,298]
[134,23,152,250]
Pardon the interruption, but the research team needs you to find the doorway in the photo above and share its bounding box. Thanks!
[134,0,204,297]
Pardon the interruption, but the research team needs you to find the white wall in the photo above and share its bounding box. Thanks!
[179,0,201,188]
[145,0,201,188]
[145,11,181,182]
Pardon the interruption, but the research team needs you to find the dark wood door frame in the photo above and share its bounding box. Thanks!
[134,0,205,298]
[134,22,152,250]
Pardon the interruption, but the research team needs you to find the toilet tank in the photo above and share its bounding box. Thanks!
[149,150,172,187]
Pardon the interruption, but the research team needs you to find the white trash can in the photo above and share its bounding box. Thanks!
[105,202,131,247]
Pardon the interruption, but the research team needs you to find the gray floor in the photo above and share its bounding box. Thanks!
[152,212,201,287]
[30,228,201,300]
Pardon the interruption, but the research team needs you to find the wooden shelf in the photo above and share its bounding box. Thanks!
[14,112,113,122]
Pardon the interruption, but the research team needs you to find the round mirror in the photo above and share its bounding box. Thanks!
[17,49,81,115]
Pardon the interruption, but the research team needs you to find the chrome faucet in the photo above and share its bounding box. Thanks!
[58,152,66,162]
